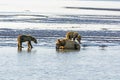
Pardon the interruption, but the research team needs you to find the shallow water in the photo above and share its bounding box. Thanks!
[0,46,120,80]
[0,34,120,80]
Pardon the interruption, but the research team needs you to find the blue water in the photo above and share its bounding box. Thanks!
[0,28,120,80]
[0,46,120,80]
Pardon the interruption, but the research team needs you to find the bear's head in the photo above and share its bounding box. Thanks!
[31,37,37,44]
[56,39,66,49]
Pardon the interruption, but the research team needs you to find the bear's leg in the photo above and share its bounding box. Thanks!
[28,41,33,48]
[77,39,81,44]
[18,42,20,48]
[73,36,76,41]
[73,34,78,41]
[18,42,23,48]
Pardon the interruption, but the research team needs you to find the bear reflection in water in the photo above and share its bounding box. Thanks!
[56,47,80,53]
[18,47,32,53]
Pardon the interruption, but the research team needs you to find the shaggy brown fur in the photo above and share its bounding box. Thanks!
[17,35,37,48]
[56,38,80,50]
[66,31,81,43]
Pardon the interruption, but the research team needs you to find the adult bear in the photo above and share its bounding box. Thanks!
[66,31,81,43]
[17,35,37,49]
[56,38,80,50]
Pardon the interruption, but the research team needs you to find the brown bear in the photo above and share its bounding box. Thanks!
[65,31,81,43]
[17,35,37,49]
[56,38,80,50]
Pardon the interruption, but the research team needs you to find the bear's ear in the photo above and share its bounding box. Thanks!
[57,39,61,42]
